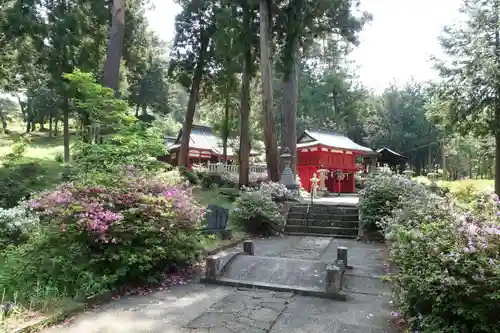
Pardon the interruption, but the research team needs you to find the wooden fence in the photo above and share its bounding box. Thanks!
[207,162,267,175]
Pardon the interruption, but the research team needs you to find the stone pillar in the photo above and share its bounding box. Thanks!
[317,169,328,191]
[205,255,221,280]
[243,240,254,255]
[337,246,348,268]
[325,264,342,294]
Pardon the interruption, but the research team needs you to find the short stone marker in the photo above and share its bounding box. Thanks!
[325,264,342,294]
[243,240,254,255]
[205,255,222,280]
[204,251,242,281]
[337,246,351,269]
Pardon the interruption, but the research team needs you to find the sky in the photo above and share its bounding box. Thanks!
[146,0,463,93]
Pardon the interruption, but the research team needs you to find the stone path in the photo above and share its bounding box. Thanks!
[42,236,395,333]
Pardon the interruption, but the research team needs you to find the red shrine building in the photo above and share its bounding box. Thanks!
[160,125,259,167]
[296,130,373,193]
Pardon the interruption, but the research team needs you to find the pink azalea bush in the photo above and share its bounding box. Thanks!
[0,168,204,302]
[387,186,500,332]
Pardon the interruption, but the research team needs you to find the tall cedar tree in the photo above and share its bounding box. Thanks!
[259,0,279,181]
[434,0,500,193]
[169,0,217,167]
[102,0,125,93]
[276,0,370,176]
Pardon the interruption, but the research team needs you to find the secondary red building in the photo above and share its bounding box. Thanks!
[160,125,260,168]
[296,130,373,193]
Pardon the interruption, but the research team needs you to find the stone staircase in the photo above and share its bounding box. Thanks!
[284,204,359,238]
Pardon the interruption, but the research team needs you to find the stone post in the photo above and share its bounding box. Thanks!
[243,240,254,255]
[205,255,221,280]
[317,169,328,191]
[325,264,342,294]
[337,247,348,268]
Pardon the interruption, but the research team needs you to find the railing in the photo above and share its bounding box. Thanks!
[207,162,267,175]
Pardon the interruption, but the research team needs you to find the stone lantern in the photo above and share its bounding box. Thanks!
[316,169,329,196]
[279,147,299,192]
[402,169,414,178]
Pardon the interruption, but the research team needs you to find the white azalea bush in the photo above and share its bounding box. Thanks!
[0,203,39,250]
[231,182,287,235]
[253,181,295,202]
[359,173,428,233]
[387,189,500,333]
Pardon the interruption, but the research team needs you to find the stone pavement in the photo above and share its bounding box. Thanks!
[42,236,395,333]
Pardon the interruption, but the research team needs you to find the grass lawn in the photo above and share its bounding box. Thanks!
[414,176,494,193]
[0,126,64,160]
[438,179,494,192]
[192,187,235,209]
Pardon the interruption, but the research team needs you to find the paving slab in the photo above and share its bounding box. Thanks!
[221,255,326,290]
[224,236,333,260]
[186,289,294,333]
[269,293,395,333]
[42,284,233,333]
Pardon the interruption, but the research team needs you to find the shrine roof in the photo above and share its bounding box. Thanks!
[377,147,408,162]
[167,125,260,156]
[297,129,373,153]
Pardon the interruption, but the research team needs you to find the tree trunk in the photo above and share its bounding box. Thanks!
[280,51,299,176]
[427,143,432,175]
[49,116,53,137]
[25,98,33,133]
[239,5,252,187]
[222,94,230,162]
[55,118,59,136]
[63,98,70,163]
[0,111,6,133]
[495,132,500,194]
[102,0,125,94]
[178,34,210,167]
[259,0,279,181]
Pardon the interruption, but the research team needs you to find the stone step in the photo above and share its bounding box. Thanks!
[284,225,358,237]
[289,205,358,216]
[287,213,359,222]
[283,231,358,239]
[286,218,359,229]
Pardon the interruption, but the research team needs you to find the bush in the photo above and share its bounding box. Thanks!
[255,181,295,202]
[359,173,427,232]
[70,122,167,186]
[0,169,204,308]
[0,158,62,208]
[388,193,500,332]
[179,166,200,185]
[0,203,39,250]
[231,187,284,235]
[218,187,240,201]
[198,171,238,189]
[249,172,268,186]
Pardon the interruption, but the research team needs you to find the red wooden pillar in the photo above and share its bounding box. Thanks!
[349,173,355,192]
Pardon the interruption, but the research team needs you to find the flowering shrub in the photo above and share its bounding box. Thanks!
[0,203,39,250]
[231,188,284,235]
[388,187,500,332]
[359,173,427,232]
[249,172,268,186]
[249,181,295,202]
[0,168,204,305]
